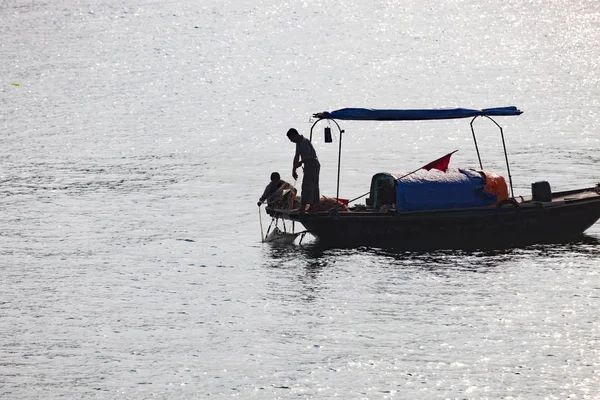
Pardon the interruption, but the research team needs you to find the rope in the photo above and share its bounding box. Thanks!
[288,179,297,209]
[347,190,370,204]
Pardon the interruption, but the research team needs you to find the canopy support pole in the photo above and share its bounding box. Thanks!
[310,118,344,205]
[336,129,344,202]
[469,117,484,170]
[471,115,515,199]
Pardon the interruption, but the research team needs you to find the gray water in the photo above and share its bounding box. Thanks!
[1,0,600,398]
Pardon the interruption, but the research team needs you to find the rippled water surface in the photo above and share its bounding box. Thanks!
[1,0,600,398]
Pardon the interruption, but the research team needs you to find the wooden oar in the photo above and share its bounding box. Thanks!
[259,207,264,242]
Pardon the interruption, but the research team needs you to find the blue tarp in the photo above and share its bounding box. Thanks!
[395,169,497,211]
[314,107,522,121]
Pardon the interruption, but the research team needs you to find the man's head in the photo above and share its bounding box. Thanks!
[270,172,281,182]
[286,128,301,143]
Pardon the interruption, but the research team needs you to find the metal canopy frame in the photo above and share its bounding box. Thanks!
[309,118,344,202]
[309,111,519,204]
[469,115,515,198]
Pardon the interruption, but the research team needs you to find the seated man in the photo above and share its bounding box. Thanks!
[257,172,297,209]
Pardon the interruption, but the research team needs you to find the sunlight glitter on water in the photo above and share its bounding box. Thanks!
[1,0,600,398]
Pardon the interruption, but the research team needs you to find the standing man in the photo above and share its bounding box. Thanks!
[287,128,320,211]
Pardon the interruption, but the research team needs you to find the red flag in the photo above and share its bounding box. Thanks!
[421,150,458,172]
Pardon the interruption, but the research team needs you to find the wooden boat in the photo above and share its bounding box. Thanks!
[266,107,600,249]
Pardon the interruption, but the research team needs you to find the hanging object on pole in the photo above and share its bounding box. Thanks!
[324,126,332,143]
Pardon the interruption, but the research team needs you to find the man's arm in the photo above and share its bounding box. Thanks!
[292,150,300,180]
[257,184,271,206]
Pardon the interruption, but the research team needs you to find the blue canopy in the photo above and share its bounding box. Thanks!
[313,107,522,121]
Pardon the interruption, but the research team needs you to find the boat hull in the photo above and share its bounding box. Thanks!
[267,187,600,249]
